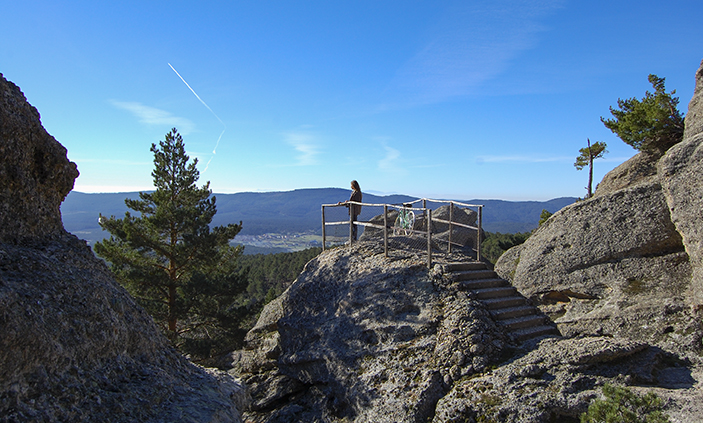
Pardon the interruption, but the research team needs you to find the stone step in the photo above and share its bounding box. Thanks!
[482,296,526,310]
[444,262,487,272]
[499,314,546,331]
[490,305,535,320]
[457,278,508,290]
[473,286,517,300]
[511,325,561,343]
[451,269,498,282]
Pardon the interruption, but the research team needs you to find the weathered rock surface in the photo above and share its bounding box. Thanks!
[659,59,703,307]
[229,243,702,422]
[593,151,659,197]
[434,336,701,423]
[0,74,79,244]
[493,182,699,356]
[0,73,245,422]
[228,243,511,422]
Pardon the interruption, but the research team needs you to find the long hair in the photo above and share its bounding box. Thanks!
[351,180,361,192]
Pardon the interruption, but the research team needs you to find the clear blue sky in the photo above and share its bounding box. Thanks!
[2,1,702,200]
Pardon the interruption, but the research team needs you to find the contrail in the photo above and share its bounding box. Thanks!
[168,63,226,172]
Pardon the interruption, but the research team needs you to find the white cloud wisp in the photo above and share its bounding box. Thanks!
[110,101,195,134]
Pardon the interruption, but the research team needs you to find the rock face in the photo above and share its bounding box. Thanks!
[433,336,700,423]
[229,243,701,422]
[228,243,512,422]
[0,73,245,422]
[495,61,703,361]
[659,59,703,307]
[0,74,79,244]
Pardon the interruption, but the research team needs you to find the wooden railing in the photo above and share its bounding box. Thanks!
[321,199,484,268]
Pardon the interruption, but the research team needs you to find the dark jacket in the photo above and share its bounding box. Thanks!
[348,190,362,217]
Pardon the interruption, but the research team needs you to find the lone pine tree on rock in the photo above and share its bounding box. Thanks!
[601,74,685,155]
[574,138,608,198]
[95,128,247,360]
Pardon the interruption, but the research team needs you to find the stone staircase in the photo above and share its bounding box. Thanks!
[442,262,560,343]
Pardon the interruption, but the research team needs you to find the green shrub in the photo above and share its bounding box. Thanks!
[481,232,530,264]
[580,384,670,423]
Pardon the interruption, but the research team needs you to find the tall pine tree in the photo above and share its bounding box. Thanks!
[95,128,248,359]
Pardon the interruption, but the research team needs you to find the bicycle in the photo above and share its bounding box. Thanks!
[393,203,415,236]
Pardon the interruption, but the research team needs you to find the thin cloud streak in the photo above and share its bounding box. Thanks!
[283,130,320,166]
[377,142,409,177]
[110,101,195,134]
[73,158,152,166]
[386,0,564,105]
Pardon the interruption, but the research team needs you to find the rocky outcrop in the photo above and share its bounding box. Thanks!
[659,59,703,307]
[434,336,699,423]
[0,73,245,422]
[593,151,659,196]
[229,243,701,422]
[0,74,79,244]
[495,60,703,362]
[227,243,512,422]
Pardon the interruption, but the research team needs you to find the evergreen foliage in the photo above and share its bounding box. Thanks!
[538,209,553,227]
[482,232,531,264]
[575,139,608,198]
[94,128,247,360]
[580,384,670,423]
[238,247,322,305]
[601,74,685,154]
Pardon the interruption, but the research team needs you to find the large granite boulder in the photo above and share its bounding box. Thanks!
[494,181,698,355]
[593,151,659,197]
[0,73,245,422]
[227,243,511,422]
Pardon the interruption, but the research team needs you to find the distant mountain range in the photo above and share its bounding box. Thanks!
[61,188,576,250]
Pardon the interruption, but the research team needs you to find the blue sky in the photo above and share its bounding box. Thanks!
[2,1,702,200]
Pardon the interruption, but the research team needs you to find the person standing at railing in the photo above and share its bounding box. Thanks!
[338,180,363,241]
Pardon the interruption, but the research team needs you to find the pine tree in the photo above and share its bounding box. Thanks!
[601,74,685,154]
[574,138,608,198]
[95,128,247,359]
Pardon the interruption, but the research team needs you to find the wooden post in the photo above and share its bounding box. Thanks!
[321,205,326,251]
[448,202,453,254]
[383,204,388,258]
[349,205,353,247]
[427,208,432,268]
[477,206,482,262]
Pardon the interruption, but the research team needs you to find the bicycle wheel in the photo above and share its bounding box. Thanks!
[404,211,415,235]
[393,214,403,236]
[393,210,415,236]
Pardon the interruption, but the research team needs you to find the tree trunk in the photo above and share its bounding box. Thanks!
[587,138,594,198]
[168,282,177,341]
